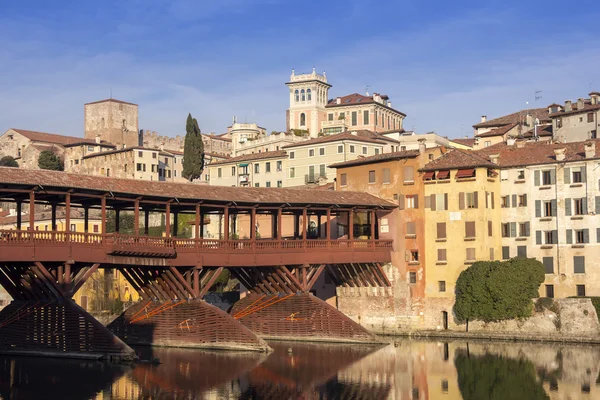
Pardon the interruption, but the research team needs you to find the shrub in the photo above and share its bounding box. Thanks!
[38,150,63,171]
[0,156,18,167]
[535,297,559,314]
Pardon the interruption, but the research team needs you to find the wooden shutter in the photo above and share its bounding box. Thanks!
[510,222,517,238]
[431,194,436,211]
[491,192,495,209]
[597,227,600,243]
[522,194,527,207]
[581,166,587,181]
[535,200,541,217]
[564,168,571,184]
[473,192,478,208]
[566,229,573,244]
[525,222,530,237]
[414,195,419,209]
[550,169,556,184]
[404,166,414,182]
[438,249,447,261]
[565,198,572,216]
[437,222,446,239]
[399,194,405,210]
[485,192,489,208]
[424,195,431,209]
[459,192,465,210]
[551,199,557,216]
[466,221,475,237]
[534,170,540,186]
[511,194,517,208]
[502,246,509,260]
[405,250,410,262]
[584,229,590,243]
[444,193,449,210]
[574,256,585,273]
[582,198,588,214]
[536,231,542,245]
[488,221,492,237]
[406,222,416,235]
[552,230,558,244]
[596,196,600,214]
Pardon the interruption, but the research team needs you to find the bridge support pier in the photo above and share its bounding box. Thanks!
[108,266,270,352]
[0,262,135,361]
[229,264,386,344]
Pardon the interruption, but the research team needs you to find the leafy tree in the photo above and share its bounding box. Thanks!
[454,258,545,323]
[182,113,204,181]
[106,211,135,234]
[455,351,550,400]
[38,150,64,171]
[0,156,18,167]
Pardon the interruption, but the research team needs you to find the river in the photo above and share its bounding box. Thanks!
[0,338,598,399]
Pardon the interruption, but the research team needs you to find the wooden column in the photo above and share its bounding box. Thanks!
[193,266,200,297]
[326,208,331,241]
[134,199,140,235]
[51,202,57,231]
[348,209,354,241]
[294,213,300,238]
[100,196,107,234]
[195,204,201,239]
[370,210,376,242]
[173,212,179,237]
[317,214,322,239]
[302,208,308,240]
[250,208,256,240]
[223,206,229,240]
[65,193,71,236]
[84,206,89,233]
[277,208,283,240]
[115,209,120,233]
[16,200,22,230]
[165,202,171,238]
[144,209,149,235]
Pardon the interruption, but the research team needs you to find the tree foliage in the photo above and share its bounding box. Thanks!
[455,351,550,400]
[105,211,135,234]
[38,150,64,171]
[454,258,545,323]
[0,156,18,167]
[182,113,205,181]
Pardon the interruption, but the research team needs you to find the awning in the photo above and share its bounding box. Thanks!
[436,170,450,179]
[423,171,435,180]
[456,169,475,178]
[238,163,249,167]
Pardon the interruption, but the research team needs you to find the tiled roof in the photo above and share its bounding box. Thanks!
[84,99,138,106]
[0,167,396,208]
[449,138,476,148]
[205,152,229,159]
[474,139,600,168]
[63,141,116,148]
[9,129,97,146]
[325,93,406,116]
[549,100,600,118]
[473,108,550,129]
[82,146,152,160]
[282,131,390,149]
[329,150,420,169]
[522,124,553,138]
[350,130,399,144]
[475,123,518,138]
[202,133,232,142]
[210,150,287,165]
[421,148,496,171]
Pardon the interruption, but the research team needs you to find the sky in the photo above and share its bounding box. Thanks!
[1,0,599,139]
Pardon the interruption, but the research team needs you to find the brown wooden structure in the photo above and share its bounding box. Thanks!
[0,167,395,359]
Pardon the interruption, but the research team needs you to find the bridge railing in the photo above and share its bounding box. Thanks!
[0,230,393,253]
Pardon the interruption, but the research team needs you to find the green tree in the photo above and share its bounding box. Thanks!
[105,211,135,234]
[182,113,204,181]
[454,258,545,323]
[0,156,18,167]
[38,150,64,171]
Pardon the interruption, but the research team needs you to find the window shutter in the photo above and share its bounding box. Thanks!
[565,198,572,216]
[597,227,600,243]
[510,222,516,238]
[444,193,449,210]
[564,168,571,184]
[581,166,587,181]
[552,230,557,244]
[414,195,419,209]
[491,192,495,209]
[437,222,446,239]
[574,256,585,273]
[535,200,541,217]
[399,194,405,210]
[465,221,475,237]
[488,221,492,237]
[459,192,465,210]
[502,246,509,260]
[424,195,431,209]
[404,166,414,181]
[536,231,542,245]
[405,250,410,262]
[566,229,573,244]
[430,194,436,211]
[512,194,517,208]
[582,198,588,214]
[534,170,540,186]
[522,194,527,207]
[485,191,489,208]
[473,192,478,208]
[550,169,556,184]
[551,200,557,217]
[596,196,600,214]
[525,222,530,237]
[584,229,590,243]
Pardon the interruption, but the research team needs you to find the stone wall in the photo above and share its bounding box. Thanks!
[142,130,183,152]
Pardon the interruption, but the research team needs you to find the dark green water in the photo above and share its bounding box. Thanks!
[0,339,598,399]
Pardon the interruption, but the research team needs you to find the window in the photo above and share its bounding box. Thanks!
[319,148,325,156]
[255,164,260,174]
[328,113,333,121]
[575,229,587,244]
[93,225,99,233]
[290,151,295,159]
[266,181,271,188]
[574,198,585,215]
[543,230,556,244]
[382,168,390,184]
[349,145,355,153]
[337,145,343,154]
[442,380,449,393]
[502,246,510,260]
[466,248,475,262]
[484,141,491,147]
[546,285,554,298]
[517,246,527,258]
[588,112,595,123]
[406,195,418,209]
[87,145,94,152]
[340,173,347,186]
[319,164,326,177]
[138,151,143,157]
[574,256,585,273]
[543,257,554,274]
[466,192,476,208]
[439,281,446,292]
[438,249,447,262]
[556,118,562,128]
[375,148,380,155]
[277,161,282,171]
[403,166,414,182]
[518,222,529,237]
[136,163,143,171]
[255,183,259,187]
[544,200,553,217]
[406,221,416,236]
[277,180,282,188]
[592,130,597,139]
[517,170,525,180]
[152,153,157,159]
[577,285,586,297]
[289,167,295,178]
[309,149,315,157]
[437,222,447,239]
[218,168,222,178]
[351,111,357,126]
[409,272,417,284]
[501,223,510,238]
[542,170,552,185]
[362,146,367,155]
[465,221,475,238]
[410,250,419,262]
[307,88,311,101]
[266,162,271,173]
[231,166,236,175]
[501,196,509,208]
[363,110,369,125]
[369,170,376,183]
[300,89,305,102]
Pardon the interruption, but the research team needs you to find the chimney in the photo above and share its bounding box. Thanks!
[525,114,534,127]
[489,154,499,164]
[554,148,566,161]
[160,142,165,151]
[350,131,358,136]
[95,134,101,144]
[577,98,585,110]
[516,140,525,148]
[507,138,516,146]
[565,100,572,112]
[336,97,341,105]
[388,101,392,108]
[418,138,426,154]
[590,92,599,105]
[481,115,487,123]
[585,141,596,158]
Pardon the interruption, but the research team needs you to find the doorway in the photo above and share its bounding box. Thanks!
[442,311,448,330]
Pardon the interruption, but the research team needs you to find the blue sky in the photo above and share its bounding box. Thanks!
[1,0,599,139]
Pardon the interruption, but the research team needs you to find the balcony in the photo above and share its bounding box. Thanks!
[305,173,327,184]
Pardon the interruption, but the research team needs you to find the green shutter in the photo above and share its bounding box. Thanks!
[536,231,542,245]
[596,196,600,214]
[550,169,556,184]
[510,222,517,238]
[581,165,587,181]
[512,194,517,208]
[584,229,590,243]
[534,170,540,186]
[566,229,573,244]
[535,200,541,217]
[565,198,572,216]
[564,168,571,184]
[551,200,557,217]
[582,198,588,214]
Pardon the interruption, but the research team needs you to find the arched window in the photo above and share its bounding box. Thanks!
[295,90,299,102]
[301,89,305,102]
[307,89,311,101]
[300,113,306,126]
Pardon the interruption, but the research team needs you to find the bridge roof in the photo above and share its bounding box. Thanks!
[0,167,396,209]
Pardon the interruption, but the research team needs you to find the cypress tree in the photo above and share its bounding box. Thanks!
[182,113,205,181]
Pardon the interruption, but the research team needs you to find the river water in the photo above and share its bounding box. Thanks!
[0,338,598,399]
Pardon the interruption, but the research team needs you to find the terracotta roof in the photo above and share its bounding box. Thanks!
[350,130,399,144]
[82,146,155,160]
[205,152,229,159]
[0,167,396,208]
[63,141,116,149]
[210,150,287,165]
[473,108,550,129]
[549,100,600,118]
[522,124,553,138]
[202,133,232,142]
[421,148,496,171]
[282,132,390,149]
[84,99,138,106]
[475,123,518,138]
[329,150,420,169]
[474,139,600,168]
[449,138,476,148]
[290,182,335,191]
[9,129,97,146]
[325,93,406,116]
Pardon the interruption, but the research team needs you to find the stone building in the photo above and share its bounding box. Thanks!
[84,99,139,149]
[286,69,406,137]
[551,92,600,143]
[208,151,287,188]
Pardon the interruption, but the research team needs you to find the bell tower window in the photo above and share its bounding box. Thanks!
[295,90,299,102]
[301,89,305,102]
[300,113,306,126]
[307,89,311,101]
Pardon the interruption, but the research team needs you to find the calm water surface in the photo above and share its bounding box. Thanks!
[0,339,598,399]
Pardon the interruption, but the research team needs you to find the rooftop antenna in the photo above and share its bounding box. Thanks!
[535,90,542,101]
[365,85,370,96]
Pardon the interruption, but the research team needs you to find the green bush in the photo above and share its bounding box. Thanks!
[38,150,63,171]
[0,156,18,167]
[535,297,559,314]
[454,258,545,323]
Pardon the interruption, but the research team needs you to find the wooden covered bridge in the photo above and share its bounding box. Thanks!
[0,167,395,359]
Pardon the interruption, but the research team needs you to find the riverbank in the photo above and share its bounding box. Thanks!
[386,330,600,345]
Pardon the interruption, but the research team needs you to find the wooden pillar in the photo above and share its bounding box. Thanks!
[348,209,354,241]
[144,209,149,235]
[370,210,376,241]
[64,263,71,285]
[294,213,299,238]
[165,202,171,238]
[84,206,89,233]
[115,209,120,233]
[193,266,200,297]
[134,199,140,235]
[51,202,57,231]
[223,206,229,240]
[250,208,256,240]
[326,208,331,241]
[173,212,179,237]
[16,200,22,230]
[277,208,283,240]
[195,204,201,239]
[317,214,322,239]
[302,208,308,240]
[100,196,106,234]
[65,192,71,234]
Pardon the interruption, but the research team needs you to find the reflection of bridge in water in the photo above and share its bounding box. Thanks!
[0,168,395,359]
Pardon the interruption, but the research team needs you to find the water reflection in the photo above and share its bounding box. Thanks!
[1,339,599,399]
